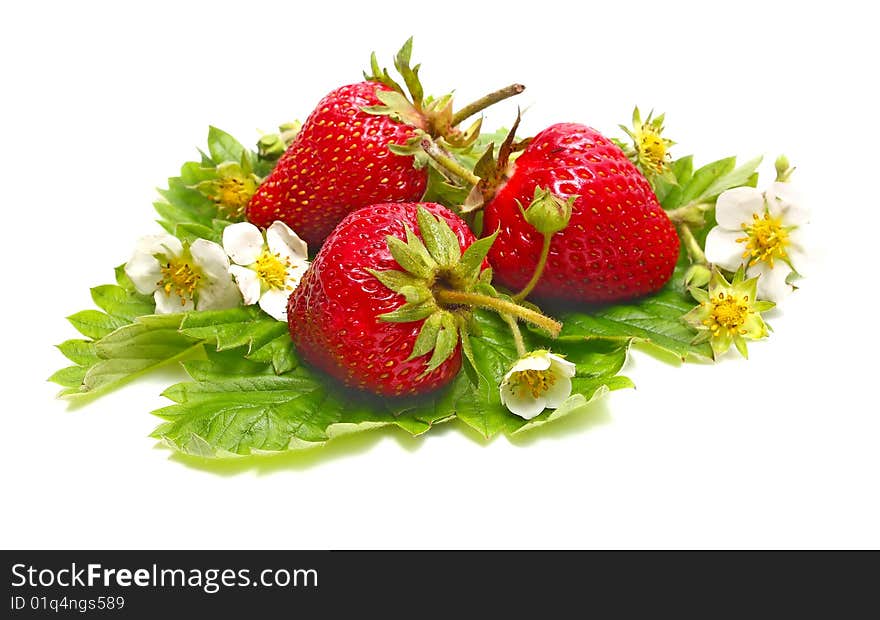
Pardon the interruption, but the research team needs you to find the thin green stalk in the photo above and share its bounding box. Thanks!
[500,313,527,356]
[451,84,525,127]
[679,224,707,265]
[435,289,561,337]
[513,234,552,301]
[420,138,481,186]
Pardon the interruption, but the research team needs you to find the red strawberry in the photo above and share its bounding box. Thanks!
[288,203,479,396]
[482,123,679,303]
[247,81,427,248]
[247,39,524,248]
[289,201,561,397]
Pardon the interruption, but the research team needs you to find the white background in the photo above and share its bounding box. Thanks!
[2,0,878,549]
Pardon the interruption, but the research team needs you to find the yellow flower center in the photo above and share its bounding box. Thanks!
[158,258,201,305]
[213,177,252,218]
[737,211,790,268]
[512,368,556,399]
[703,291,750,335]
[255,250,292,290]
[636,125,668,174]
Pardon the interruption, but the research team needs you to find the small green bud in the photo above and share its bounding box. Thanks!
[684,263,711,289]
[774,154,795,182]
[257,134,286,160]
[518,186,575,235]
[278,121,301,134]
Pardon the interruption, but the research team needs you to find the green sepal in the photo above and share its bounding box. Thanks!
[393,37,423,108]
[424,312,459,373]
[366,268,424,294]
[378,301,438,323]
[386,233,435,279]
[454,230,497,284]
[409,313,443,360]
[416,206,461,268]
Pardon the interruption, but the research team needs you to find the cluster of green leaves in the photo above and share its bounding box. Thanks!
[52,270,629,456]
[151,309,630,456]
[154,127,275,245]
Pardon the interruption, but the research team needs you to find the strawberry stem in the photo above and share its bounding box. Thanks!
[451,84,525,127]
[513,233,552,302]
[500,313,527,356]
[678,224,707,265]
[435,288,562,337]
[420,138,481,186]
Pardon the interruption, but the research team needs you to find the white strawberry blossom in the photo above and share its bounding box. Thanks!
[705,182,809,302]
[499,350,576,420]
[222,221,309,321]
[124,234,240,313]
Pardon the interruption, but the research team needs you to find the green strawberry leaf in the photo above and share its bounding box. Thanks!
[150,350,452,457]
[555,260,712,362]
[206,126,247,166]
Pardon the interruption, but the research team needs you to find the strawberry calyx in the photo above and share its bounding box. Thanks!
[368,206,561,375]
[419,110,532,215]
[363,38,524,153]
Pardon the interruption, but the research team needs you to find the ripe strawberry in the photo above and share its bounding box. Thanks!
[247,81,426,247]
[288,202,481,396]
[482,123,680,303]
[247,39,523,248]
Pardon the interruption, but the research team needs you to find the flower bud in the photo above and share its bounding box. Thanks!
[684,263,711,289]
[518,187,575,235]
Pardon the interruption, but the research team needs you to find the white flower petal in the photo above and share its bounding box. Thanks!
[283,260,310,290]
[196,276,241,311]
[506,353,552,376]
[154,289,193,314]
[222,222,264,266]
[542,375,572,410]
[124,234,182,295]
[258,288,292,321]
[747,262,793,303]
[548,353,576,378]
[786,232,809,277]
[267,220,309,263]
[715,186,765,230]
[500,381,547,420]
[190,239,231,280]
[766,182,809,225]
[705,226,747,271]
[230,265,261,305]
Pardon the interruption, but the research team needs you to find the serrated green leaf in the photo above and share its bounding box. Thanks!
[90,285,155,321]
[246,333,298,375]
[207,126,246,164]
[179,307,288,354]
[701,155,763,201]
[150,350,445,457]
[679,156,736,206]
[56,339,99,366]
[658,155,694,208]
[557,264,712,361]
[66,310,129,340]
[61,320,200,402]
[49,365,90,388]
